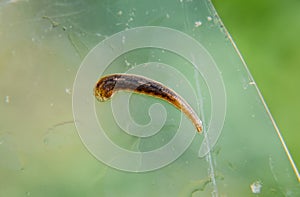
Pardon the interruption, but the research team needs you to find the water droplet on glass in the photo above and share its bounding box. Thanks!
[65,88,71,95]
[122,36,126,44]
[125,59,131,67]
[4,96,10,103]
[117,10,123,16]
[194,21,202,27]
[128,17,133,22]
[129,11,135,17]
[250,181,262,194]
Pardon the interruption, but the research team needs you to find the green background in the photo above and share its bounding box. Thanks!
[0,0,299,195]
[212,0,300,170]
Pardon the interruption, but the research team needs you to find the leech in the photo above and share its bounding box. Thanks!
[94,74,203,133]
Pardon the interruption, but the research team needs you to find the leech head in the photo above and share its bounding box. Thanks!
[94,76,116,102]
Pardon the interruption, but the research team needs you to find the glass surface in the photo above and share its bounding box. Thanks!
[0,0,299,196]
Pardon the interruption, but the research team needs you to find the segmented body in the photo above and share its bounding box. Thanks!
[94,74,203,133]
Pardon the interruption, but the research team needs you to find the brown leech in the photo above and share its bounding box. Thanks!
[94,74,203,133]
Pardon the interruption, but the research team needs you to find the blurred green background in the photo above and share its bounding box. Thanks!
[212,0,300,169]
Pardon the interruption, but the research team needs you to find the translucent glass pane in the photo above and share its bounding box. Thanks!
[0,0,299,196]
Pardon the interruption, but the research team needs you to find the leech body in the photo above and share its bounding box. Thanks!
[94,74,203,133]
